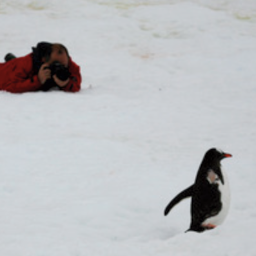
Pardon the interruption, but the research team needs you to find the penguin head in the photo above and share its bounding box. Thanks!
[201,148,232,184]
[207,148,232,160]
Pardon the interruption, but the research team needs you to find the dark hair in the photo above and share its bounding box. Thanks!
[32,42,52,73]
[32,42,52,60]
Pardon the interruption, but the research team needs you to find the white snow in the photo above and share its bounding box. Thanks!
[1,0,256,255]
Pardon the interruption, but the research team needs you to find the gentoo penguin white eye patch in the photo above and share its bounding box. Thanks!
[216,148,224,154]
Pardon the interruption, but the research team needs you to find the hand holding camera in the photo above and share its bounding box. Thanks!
[38,63,51,84]
[38,61,70,88]
[52,74,70,87]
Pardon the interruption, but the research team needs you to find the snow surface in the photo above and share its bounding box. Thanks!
[0,0,256,255]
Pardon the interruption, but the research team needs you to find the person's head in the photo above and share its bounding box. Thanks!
[33,42,69,67]
[47,43,69,67]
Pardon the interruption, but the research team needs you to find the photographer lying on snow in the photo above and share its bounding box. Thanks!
[0,42,81,93]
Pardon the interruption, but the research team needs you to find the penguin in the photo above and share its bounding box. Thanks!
[164,148,232,232]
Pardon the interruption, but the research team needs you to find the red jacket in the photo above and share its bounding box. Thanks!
[0,53,81,93]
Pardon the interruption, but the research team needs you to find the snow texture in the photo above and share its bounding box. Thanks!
[0,0,256,255]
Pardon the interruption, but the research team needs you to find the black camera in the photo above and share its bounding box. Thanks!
[48,61,70,81]
[41,61,71,91]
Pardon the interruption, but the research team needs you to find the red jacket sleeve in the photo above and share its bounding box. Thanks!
[0,54,42,93]
[60,57,81,92]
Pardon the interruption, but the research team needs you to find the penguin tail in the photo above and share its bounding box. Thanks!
[164,184,194,216]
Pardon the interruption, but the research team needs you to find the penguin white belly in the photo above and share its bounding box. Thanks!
[203,169,230,227]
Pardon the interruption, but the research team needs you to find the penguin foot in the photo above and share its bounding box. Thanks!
[201,223,216,229]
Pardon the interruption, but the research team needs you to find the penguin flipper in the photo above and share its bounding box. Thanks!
[164,185,194,216]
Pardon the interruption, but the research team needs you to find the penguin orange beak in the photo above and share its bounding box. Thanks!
[223,153,232,158]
